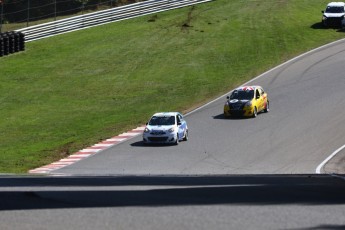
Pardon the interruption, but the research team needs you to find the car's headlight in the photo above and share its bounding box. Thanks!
[144,127,150,133]
[168,127,175,133]
[323,15,327,20]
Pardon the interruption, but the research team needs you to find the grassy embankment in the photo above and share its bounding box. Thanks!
[0,0,342,173]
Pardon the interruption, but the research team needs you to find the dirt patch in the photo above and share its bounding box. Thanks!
[56,142,75,158]
[181,6,195,32]
[148,14,158,22]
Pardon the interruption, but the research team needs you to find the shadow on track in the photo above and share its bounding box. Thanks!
[130,141,178,147]
[213,114,249,120]
[0,174,344,211]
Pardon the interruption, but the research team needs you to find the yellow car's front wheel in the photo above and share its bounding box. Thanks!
[264,101,270,113]
[252,107,257,118]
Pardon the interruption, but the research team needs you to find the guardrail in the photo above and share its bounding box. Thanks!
[15,0,213,42]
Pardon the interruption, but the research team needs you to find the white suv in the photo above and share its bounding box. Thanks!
[322,2,345,27]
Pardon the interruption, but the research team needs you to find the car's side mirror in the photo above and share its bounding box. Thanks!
[322,10,324,13]
[226,96,230,99]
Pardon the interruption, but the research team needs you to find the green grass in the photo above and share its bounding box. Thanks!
[0,0,342,173]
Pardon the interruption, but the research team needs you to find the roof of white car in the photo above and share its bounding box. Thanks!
[152,112,180,117]
[327,2,345,7]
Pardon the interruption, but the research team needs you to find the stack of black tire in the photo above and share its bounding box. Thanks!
[0,31,25,57]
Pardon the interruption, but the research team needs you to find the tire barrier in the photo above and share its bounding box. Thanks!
[0,31,25,57]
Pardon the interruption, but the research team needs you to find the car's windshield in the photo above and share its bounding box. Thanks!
[149,116,175,126]
[230,90,254,100]
[326,6,344,13]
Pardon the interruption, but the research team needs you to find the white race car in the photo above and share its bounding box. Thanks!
[322,2,345,27]
[143,112,188,145]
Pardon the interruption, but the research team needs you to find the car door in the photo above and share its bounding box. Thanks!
[256,88,264,111]
[176,114,185,140]
[260,88,268,109]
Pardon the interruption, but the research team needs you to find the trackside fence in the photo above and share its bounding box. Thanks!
[15,0,213,42]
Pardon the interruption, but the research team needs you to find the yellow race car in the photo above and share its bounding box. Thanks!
[224,86,269,118]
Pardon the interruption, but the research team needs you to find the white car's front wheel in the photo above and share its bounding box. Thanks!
[183,130,188,141]
[174,134,179,145]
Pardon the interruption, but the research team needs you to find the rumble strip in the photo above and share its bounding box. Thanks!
[28,126,145,174]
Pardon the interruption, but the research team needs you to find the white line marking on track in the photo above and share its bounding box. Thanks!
[119,132,140,137]
[59,158,80,162]
[106,138,127,142]
[54,162,75,165]
[68,154,92,158]
[29,170,49,173]
[316,144,345,174]
[79,149,102,153]
[51,162,74,165]
[93,144,113,147]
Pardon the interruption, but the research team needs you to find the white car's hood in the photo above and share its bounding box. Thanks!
[147,125,175,132]
[324,13,345,17]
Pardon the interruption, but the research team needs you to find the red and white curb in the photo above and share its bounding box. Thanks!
[28,126,145,174]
